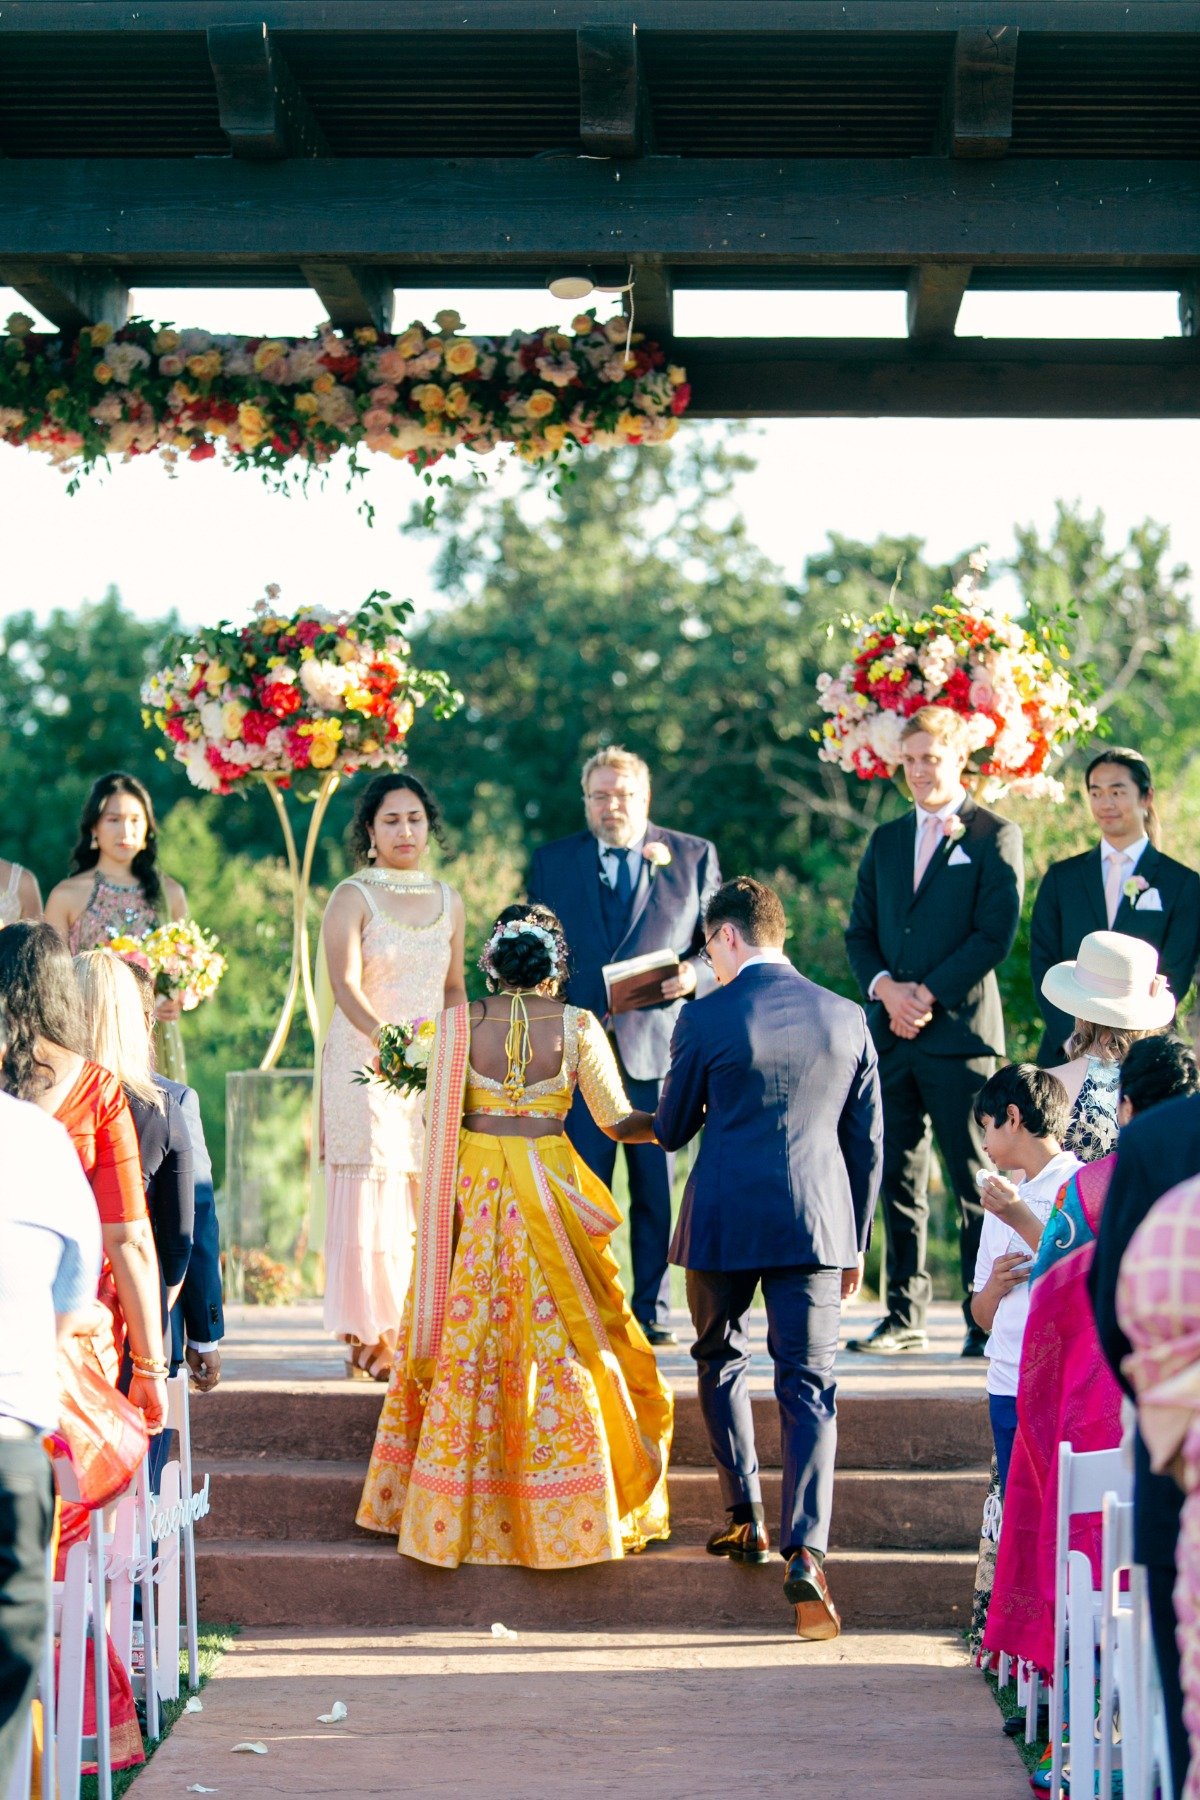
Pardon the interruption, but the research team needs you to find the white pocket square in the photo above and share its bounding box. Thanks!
[946,846,972,867]
[1135,887,1163,912]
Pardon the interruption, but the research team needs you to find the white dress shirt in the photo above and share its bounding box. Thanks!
[736,948,791,979]
[597,836,645,892]
[1100,833,1149,877]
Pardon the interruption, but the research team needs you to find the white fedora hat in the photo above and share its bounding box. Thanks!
[1041,929,1176,1032]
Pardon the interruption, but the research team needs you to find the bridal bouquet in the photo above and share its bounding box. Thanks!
[142,585,460,795]
[108,918,227,1011]
[355,1019,437,1097]
[815,557,1097,801]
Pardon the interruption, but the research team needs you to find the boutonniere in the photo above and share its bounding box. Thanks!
[1123,874,1149,903]
[942,815,967,843]
[642,841,672,870]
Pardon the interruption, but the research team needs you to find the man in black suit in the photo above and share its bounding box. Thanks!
[655,878,883,1638]
[844,705,1024,1356]
[527,747,721,1343]
[1031,747,1200,1065]
[1089,1091,1200,1798]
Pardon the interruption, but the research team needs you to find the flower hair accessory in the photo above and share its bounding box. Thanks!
[479,920,561,981]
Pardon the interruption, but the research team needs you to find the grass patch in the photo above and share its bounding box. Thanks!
[81,1624,239,1800]
[985,1665,1047,1780]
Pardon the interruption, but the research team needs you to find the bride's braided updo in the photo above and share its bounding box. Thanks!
[480,903,571,995]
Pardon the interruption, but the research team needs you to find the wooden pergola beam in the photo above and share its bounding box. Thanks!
[627,260,673,342]
[681,338,1200,419]
[945,27,1019,159]
[206,22,328,159]
[1,157,1196,267]
[0,262,129,332]
[907,264,972,341]
[578,26,649,157]
[299,262,395,332]
[0,2,1189,32]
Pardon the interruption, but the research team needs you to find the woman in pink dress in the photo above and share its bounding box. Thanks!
[316,775,466,1379]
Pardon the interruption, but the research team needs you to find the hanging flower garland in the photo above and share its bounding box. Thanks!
[142,584,461,795]
[814,556,1098,801]
[0,307,691,488]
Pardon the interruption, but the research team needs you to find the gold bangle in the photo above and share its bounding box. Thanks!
[130,1355,169,1377]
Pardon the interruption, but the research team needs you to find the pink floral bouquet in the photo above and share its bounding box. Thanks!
[142,585,459,795]
[108,919,227,1011]
[815,557,1097,800]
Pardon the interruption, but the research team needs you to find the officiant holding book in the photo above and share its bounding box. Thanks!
[527,748,721,1342]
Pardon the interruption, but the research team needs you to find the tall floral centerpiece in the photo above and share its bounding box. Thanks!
[143,586,460,1066]
[815,557,1097,800]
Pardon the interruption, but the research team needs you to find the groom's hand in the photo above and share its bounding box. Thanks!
[875,976,933,1038]
[841,1256,865,1301]
[661,962,697,1002]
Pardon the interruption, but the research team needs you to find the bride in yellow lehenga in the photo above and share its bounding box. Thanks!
[357,903,673,1569]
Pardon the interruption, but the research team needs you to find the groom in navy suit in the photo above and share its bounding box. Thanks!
[528,747,721,1342]
[656,878,882,1638]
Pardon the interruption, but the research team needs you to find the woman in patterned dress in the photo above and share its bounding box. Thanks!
[0,855,42,925]
[316,775,466,1380]
[44,772,191,1079]
[357,904,672,1569]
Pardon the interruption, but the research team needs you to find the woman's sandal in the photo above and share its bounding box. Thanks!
[344,1339,394,1382]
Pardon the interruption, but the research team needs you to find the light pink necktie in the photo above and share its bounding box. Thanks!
[913,813,940,891]
[1105,851,1129,928]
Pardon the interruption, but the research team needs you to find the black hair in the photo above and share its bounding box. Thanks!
[705,877,787,948]
[348,771,445,865]
[1119,1034,1199,1115]
[1084,746,1160,848]
[481,903,571,995]
[0,921,91,1100]
[972,1062,1070,1143]
[69,771,165,912]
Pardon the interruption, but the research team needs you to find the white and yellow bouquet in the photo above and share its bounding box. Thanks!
[355,1018,437,1097]
[109,918,227,1011]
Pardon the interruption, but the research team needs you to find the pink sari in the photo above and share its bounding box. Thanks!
[983,1155,1124,1675]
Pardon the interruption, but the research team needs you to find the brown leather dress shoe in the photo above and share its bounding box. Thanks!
[705,1519,772,1564]
[784,1550,842,1640]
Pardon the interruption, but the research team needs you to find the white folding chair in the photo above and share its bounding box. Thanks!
[162,1370,201,1692]
[1098,1493,1135,1800]
[52,1455,112,1800]
[1049,1445,1131,1800]
[107,1456,160,1744]
[1130,1564,1174,1800]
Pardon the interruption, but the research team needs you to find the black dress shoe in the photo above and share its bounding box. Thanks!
[784,1550,842,1641]
[641,1322,678,1347]
[845,1317,928,1356]
[706,1519,771,1564]
[962,1326,989,1359]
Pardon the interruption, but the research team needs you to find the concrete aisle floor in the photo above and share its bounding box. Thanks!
[135,1627,1026,1799]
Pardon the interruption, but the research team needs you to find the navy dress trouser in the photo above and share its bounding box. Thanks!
[685,1265,842,1557]
[566,1071,674,1328]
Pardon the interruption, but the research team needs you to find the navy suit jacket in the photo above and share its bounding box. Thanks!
[527,822,721,1082]
[844,795,1024,1060]
[1031,843,1200,1063]
[159,1077,224,1361]
[656,961,883,1272]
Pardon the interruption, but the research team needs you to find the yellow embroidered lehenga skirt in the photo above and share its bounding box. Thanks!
[356,1116,673,1569]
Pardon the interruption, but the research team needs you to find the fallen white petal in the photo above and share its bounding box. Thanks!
[185,1698,203,1713]
[231,1742,268,1755]
[490,1622,517,1639]
[186,1786,217,1793]
[317,1702,348,1724]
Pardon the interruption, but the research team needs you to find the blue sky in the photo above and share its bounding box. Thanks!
[1,284,1195,628]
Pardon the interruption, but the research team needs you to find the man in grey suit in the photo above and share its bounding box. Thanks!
[655,878,883,1638]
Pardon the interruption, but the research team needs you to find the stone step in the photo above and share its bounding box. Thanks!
[196,1538,977,1632]
[197,1458,989,1552]
[191,1388,990,1472]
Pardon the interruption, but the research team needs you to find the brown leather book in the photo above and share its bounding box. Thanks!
[602,948,681,1015]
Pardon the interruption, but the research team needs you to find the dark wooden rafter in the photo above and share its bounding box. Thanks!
[626,260,673,343]
[0,261,128,332]
[206,22,328,159]
[943,26,1019,159]
[906,264,973,342]
[1181,279,1200,337]
[577,25,651,157]
[299,262,395,333]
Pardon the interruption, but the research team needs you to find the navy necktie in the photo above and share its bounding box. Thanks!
[613,850,634,912]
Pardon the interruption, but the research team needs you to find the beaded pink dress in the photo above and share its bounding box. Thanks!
[320,878,453,1349]
[67,872,187,1080]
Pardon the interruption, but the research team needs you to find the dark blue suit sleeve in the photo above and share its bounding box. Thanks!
[837,1018,884,1255]
[148,1093,194,1291]
[1161,866,1200,1011]
[526,845,549,908]
[180,1178,224,1348]
[844,830,887,1000]
[653,1006,708,1152]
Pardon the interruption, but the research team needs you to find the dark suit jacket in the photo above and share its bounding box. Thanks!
[159,1077,224,1360]
[656,961,883,1272]
[527,822,722,1083]
[1030,843,1200,1063]
[1088,1092,1200,1567]
[126,1082,194,1331]
[844,796,1024,1060]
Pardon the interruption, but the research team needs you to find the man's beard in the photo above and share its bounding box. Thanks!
[592,817,639,849]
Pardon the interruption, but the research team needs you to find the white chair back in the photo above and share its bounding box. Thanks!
[1049,1445,1132,1800]
[1098,1494,1135,1800]
[50,1454,113,1800]
[160,1370,202,1693]
[106,1456,160,1744]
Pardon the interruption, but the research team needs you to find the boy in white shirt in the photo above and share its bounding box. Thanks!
[970,1063,1081,1492]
